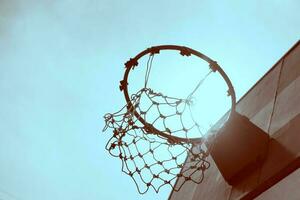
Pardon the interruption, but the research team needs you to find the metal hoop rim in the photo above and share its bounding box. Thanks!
[119,45,236,144]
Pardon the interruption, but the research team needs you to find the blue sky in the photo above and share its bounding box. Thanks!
[0,0,299,200]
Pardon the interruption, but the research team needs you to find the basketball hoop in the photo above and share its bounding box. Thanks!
[103,45,236,193]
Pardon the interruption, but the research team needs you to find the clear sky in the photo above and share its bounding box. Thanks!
[0,0,299,200]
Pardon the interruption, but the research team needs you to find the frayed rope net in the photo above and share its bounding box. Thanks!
[103,87,211,193]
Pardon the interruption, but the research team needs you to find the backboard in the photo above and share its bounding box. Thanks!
[169,40,300,200]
